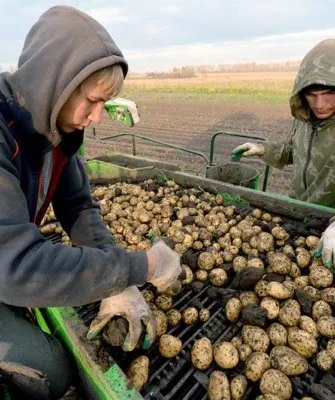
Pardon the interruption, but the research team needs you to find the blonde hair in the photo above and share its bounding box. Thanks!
[81,64,124,98]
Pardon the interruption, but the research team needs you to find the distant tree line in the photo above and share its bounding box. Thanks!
[137,60,301,78]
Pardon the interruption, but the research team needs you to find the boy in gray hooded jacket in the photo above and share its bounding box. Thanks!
[0,6,181,399]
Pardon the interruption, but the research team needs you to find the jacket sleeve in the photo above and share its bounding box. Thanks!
[260,122,295,169]
[0,133,148,308]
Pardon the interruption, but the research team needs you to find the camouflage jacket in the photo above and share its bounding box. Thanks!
[261,39,335,208]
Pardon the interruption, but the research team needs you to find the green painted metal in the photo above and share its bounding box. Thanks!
[100,132,210,165]
[40,307,142,400]
[209,130,271,192]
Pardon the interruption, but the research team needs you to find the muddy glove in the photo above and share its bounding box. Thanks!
[314,222,335,270]
[231,142,265,161]
[147,240,182,292]
[86,286,156,351]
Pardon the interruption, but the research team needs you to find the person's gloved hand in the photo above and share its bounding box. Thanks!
[314,222,335,270]
[231,142,265,161]
[147,240,182,292]
[86,286,156,351]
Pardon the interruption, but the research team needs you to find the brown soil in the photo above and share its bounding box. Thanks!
[85,96,293,196]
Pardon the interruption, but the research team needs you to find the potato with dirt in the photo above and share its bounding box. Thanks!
[152,309,168,337]
[230,374,247,400]
[309,265,333,288]
[191,337,213,370]
[260,297,280,320]
[317,316,335,338]
[267,323,287,346]
[287,328,318,358]
[225,297,242,322]
[270,345,308,375]
[126,355,149,391]
[208,370,231,400]
[213,341,239,369]
[316,350,333,371]
[182,307,198,324]
[260,369,292,400]
[166,309,182,327]
[159,334,183,358]
[278,299,301,327]
[245,351,271,382]
[267,253,292,275]
[266,281,294,299]
[242,325,270,352]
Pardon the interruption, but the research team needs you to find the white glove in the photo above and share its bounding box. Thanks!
[86,286,156,351]
[147,240,182,292]
[231,142,265,159]
[315,222,335,270]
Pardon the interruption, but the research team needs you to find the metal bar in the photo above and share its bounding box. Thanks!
[100,132,210,165]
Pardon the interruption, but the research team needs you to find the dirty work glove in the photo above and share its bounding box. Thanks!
[231,142,265,161]
[86,286,156,351]
[314,222,335,270]
[147,240,182,292]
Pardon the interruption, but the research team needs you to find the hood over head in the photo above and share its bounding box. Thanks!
[290,39,335,122]
[6,5,128,145]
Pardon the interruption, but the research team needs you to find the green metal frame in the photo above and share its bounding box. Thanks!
[100,132,210,166]
[209,130,271,192]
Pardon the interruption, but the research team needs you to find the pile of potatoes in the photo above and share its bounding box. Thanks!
[40,178,335,399]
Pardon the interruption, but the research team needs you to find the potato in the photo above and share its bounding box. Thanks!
[260,297,280,320]
[289,263,301,278]
[278,299,301,327]
[191,337,213,370]
[266,281,294,299]
[209,268,228,286]
[242,325,270,352]
[287,328,318,358]
[233,256,248,272]
[326,338,335,361]
[305,235,319,250]
[238,343,252,362]
[267,323,287,346]
[208,371,230,400]
[198,252,215,270]
[152,309,168,337]
[213,341,239,369]
[303,285,320,301]
[126,355,149,391]
[254,280,269,297]
[321,287,335,305]
[295,247,311,269]
[239,291,259,307]
[226,298,242,322]
[195,269,208,281]
[230,374,247,400]
[182,307,198,324]
[260,369,292,400]
[267,254,291,275]
[316,350,333,371]
[245,351,270,382]
[246,257,264,269]
[257,232,274,253]
[166,309,182,327]
[271,226,288,240]
[142,289,155,303]
[199,308,210,322]
[159,334,182,358]
[317,316,335,338]
[299,315,319,338]
[155,294,173,311]
[256,395,282,400]
[312,300,332,321]
[180,265,194,285]
[294,275,309,289]
[270,346,308,375]
[309,266,333,288]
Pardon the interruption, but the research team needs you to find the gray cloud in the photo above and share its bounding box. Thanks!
[1,0,335,72]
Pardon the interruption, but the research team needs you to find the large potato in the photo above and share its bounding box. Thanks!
[316,350,333,371]
[299,315,319,338]
[159,334,182,358]
[287,328,318,358]
[226,298,242,322]
[230,374,247,400]
[317,316,335,338]
[239,291,259,307]
[312,300,332,321]
[270,346,308,375]
[321,287,335,305]
[208,371,231,400]
[213,341,239,369]
[191,337,213,370]
[242,325,269,352]
[267,323,287,346]
[152,309,168,337]
[257,232,274,253]
[126,355,149,391]
[260,369,292,400]
[278,299,301,326]
[267,253,291,275]
[309,266,333,288]
[245,351,270,382]
[266,281,294,299]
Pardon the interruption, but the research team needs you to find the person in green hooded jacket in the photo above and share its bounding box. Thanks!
[231,39,335,270]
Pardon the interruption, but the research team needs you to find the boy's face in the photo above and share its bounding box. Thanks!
[57,78,111,133]
[304,88,335,120]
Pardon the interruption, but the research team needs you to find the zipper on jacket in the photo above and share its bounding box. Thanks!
[302,123,318,190]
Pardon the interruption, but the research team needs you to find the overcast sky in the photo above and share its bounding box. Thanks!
[1,0,335,73]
